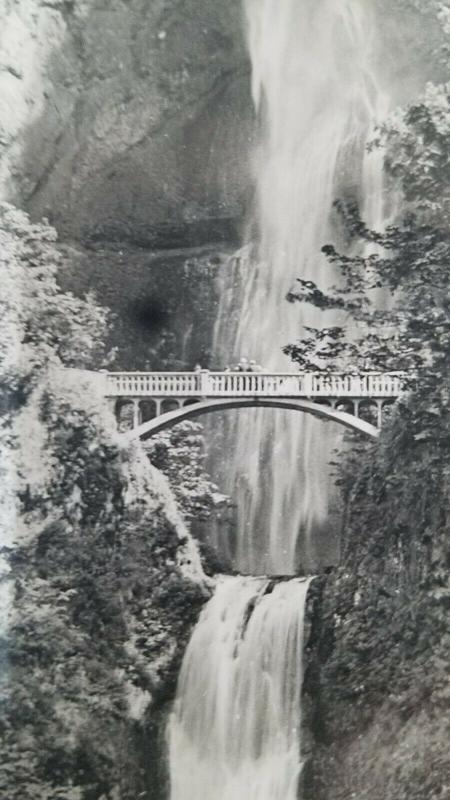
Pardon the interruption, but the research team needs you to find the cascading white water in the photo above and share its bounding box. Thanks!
[212,0,393,575]
[168,575,311,800]
[167,5,401,797]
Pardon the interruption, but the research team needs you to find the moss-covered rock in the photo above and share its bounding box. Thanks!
[303,395,450,800]
[0,205,210,800]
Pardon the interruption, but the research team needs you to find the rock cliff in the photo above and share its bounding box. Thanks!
[303,397,450,800]
[1,0,253,247]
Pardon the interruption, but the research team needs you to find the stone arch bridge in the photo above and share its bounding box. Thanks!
[102,370,405,441]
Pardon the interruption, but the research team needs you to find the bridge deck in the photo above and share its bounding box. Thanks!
[104,371,404,400]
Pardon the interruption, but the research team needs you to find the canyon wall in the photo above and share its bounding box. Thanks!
[303,397,450,800]
[1,0,253,367]
[1,0,253,247]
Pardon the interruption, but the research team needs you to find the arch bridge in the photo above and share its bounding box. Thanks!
[103,370,405,441]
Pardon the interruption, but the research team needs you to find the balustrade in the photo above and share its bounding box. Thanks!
[105,370,404,400]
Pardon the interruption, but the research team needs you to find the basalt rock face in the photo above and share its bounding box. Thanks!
[58,241,229,370]
[1,0,253,248]
[303,409,450,800]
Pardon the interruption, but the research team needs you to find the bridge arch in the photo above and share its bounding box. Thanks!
[121,397,380,442]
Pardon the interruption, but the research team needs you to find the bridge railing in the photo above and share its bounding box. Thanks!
[104,371,405,398]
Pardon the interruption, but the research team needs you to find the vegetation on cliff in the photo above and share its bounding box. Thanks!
[0,205,209,800]
[287,71,450,800]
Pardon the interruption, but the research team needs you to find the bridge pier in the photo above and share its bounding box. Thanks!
[132,399,140,429]
[376,400,383,429]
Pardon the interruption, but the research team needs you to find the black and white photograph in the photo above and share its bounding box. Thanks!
[1,1,449,798]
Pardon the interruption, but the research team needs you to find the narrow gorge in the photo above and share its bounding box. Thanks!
[1,1,450,800]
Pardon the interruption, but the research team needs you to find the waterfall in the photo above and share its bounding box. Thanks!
[168,575,311,800]
[167,4,398,797]
[212,0,393,575]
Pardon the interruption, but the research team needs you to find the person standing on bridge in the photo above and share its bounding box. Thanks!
[236,357,249,372]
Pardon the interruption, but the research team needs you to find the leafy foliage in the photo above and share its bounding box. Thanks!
[145,421,228,522]
[285,81,450,417]
[305,393,450,800]
[1,394,208,799]
[301,74,450,800]
[372,82,450,220]
[0,206,208,799]
[286,207,450,384]
[0,203,111,410]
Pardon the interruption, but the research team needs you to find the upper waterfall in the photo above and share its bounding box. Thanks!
[212,0,394,576]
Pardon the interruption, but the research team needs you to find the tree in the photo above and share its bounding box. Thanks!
[0,203,112,412]
[285,81,450,404]
[144,421,228,523]
[0,205,208,799]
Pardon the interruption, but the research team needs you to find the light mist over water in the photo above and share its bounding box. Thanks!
[168,576,311,800]
[213,0,394,575]
[167,4,437,799]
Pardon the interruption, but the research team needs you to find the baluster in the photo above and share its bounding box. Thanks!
[302,372,310,396]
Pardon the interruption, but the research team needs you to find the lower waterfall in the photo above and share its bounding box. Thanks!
[168,575,311,800]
